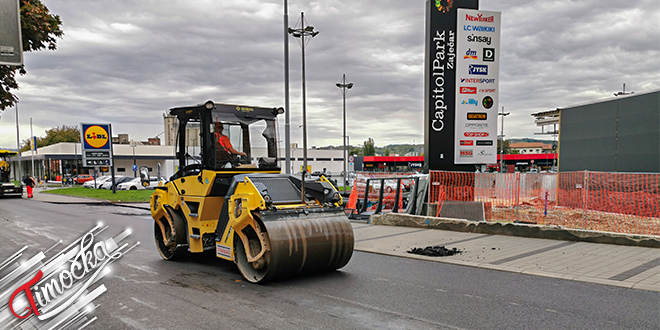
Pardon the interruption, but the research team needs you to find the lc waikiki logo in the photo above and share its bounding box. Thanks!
[1,223,138,329]
[83,125,109,149]
[435,0,453,13]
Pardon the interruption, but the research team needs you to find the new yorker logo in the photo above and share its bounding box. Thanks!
[463,25,496,32]
[460,87,477,94]
[461,99,479,106]
[469,64,488,75]
[467,34,492,45]
[463,48,478,60]
[465,14,494,23]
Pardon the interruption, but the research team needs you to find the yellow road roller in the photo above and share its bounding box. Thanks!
[149,101,354,283]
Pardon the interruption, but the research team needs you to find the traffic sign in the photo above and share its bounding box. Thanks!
[0,0,23,66]
[133,165,137,171]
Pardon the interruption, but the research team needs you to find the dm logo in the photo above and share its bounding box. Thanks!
[435,0,453,13]
[84,125,109,149]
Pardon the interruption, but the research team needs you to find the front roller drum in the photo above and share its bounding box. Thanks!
[235,209,354,283]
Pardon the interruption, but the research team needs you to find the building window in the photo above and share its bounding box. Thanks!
[332,158,344,161]
[117,168,126,172]
[316,158,331,161]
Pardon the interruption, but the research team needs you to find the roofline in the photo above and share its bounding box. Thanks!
[531,88,660,116]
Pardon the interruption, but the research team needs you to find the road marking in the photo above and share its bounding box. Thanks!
[355,229,427,243]
[609,257,660,281]
[489,241,577,265]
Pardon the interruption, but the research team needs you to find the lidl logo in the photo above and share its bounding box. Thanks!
[84,125,109,149]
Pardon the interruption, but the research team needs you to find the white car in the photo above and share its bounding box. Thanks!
[117,177,165,190]
[100,176,133,190]
[82,176,111,189]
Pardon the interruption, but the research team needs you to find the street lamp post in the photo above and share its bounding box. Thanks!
[288,12,319,202]
[283,0,291,174]
[499,106,510,173]
[335,74,353,189]
[130,141,138,177]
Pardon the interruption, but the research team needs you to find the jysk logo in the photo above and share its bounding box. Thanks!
[460,140,474,146]
[435,0,453,13]
[467,113,487,120]
[469,65,488,75]
[460,87,477,94]
[84,125,109,149]
[482,96,494,109]
[463,48,478,60]
[483,48,495,62]
[464,132,489,137]
[463,25,496,32]
[460,150,473,158]
[476,140,493,146]
[461,99,479,106]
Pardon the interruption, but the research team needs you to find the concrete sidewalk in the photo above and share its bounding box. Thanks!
[352,222,660,292]
[21,188,660,292]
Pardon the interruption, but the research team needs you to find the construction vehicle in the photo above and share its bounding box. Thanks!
[149,101,354,283]
[0,150,23,197]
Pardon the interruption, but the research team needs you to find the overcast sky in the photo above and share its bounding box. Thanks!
[0,0,658,150]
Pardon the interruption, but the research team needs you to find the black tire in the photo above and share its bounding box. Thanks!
[129,186,137,190]
[154,221,185,261]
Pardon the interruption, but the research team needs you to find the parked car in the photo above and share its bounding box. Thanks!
[82,176,111,189]
[100,176,132,190]
[117,177,165,190]
[74,174,94,184]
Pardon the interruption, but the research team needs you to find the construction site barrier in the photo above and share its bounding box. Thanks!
[345,172,422,220]
[429,170,659,236]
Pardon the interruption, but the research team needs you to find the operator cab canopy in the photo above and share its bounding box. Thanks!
[170,101,284,174]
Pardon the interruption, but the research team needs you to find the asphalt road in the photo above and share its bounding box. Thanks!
[0,199,658,330]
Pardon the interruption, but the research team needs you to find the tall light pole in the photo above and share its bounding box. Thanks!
[283,0,291,174]
[336,74,353,189]
[130,140,138,177]
[288,12,319,176]
[499,106,510,173]
[15,103,21,180]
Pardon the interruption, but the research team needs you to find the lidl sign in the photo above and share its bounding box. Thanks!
[81,123,113,166]
[82,124,110,150]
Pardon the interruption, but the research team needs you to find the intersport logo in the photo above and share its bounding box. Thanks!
[460,87,477,94]
[461,78,496,84]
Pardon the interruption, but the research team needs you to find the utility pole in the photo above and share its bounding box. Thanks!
[283,0,291,174]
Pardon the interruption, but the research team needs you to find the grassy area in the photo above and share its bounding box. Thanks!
[42,187,154,202]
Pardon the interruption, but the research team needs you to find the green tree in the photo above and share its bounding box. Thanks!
[1,0,63,110]
[21,125,79,151]
[349,145,362,157]
[363,137,375,156]
[383,148,391,156]
[497,139,511,155]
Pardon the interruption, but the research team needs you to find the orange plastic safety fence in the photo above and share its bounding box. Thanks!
[429,170,660,236]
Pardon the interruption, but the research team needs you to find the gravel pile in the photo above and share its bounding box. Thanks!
[407,245,461,257]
